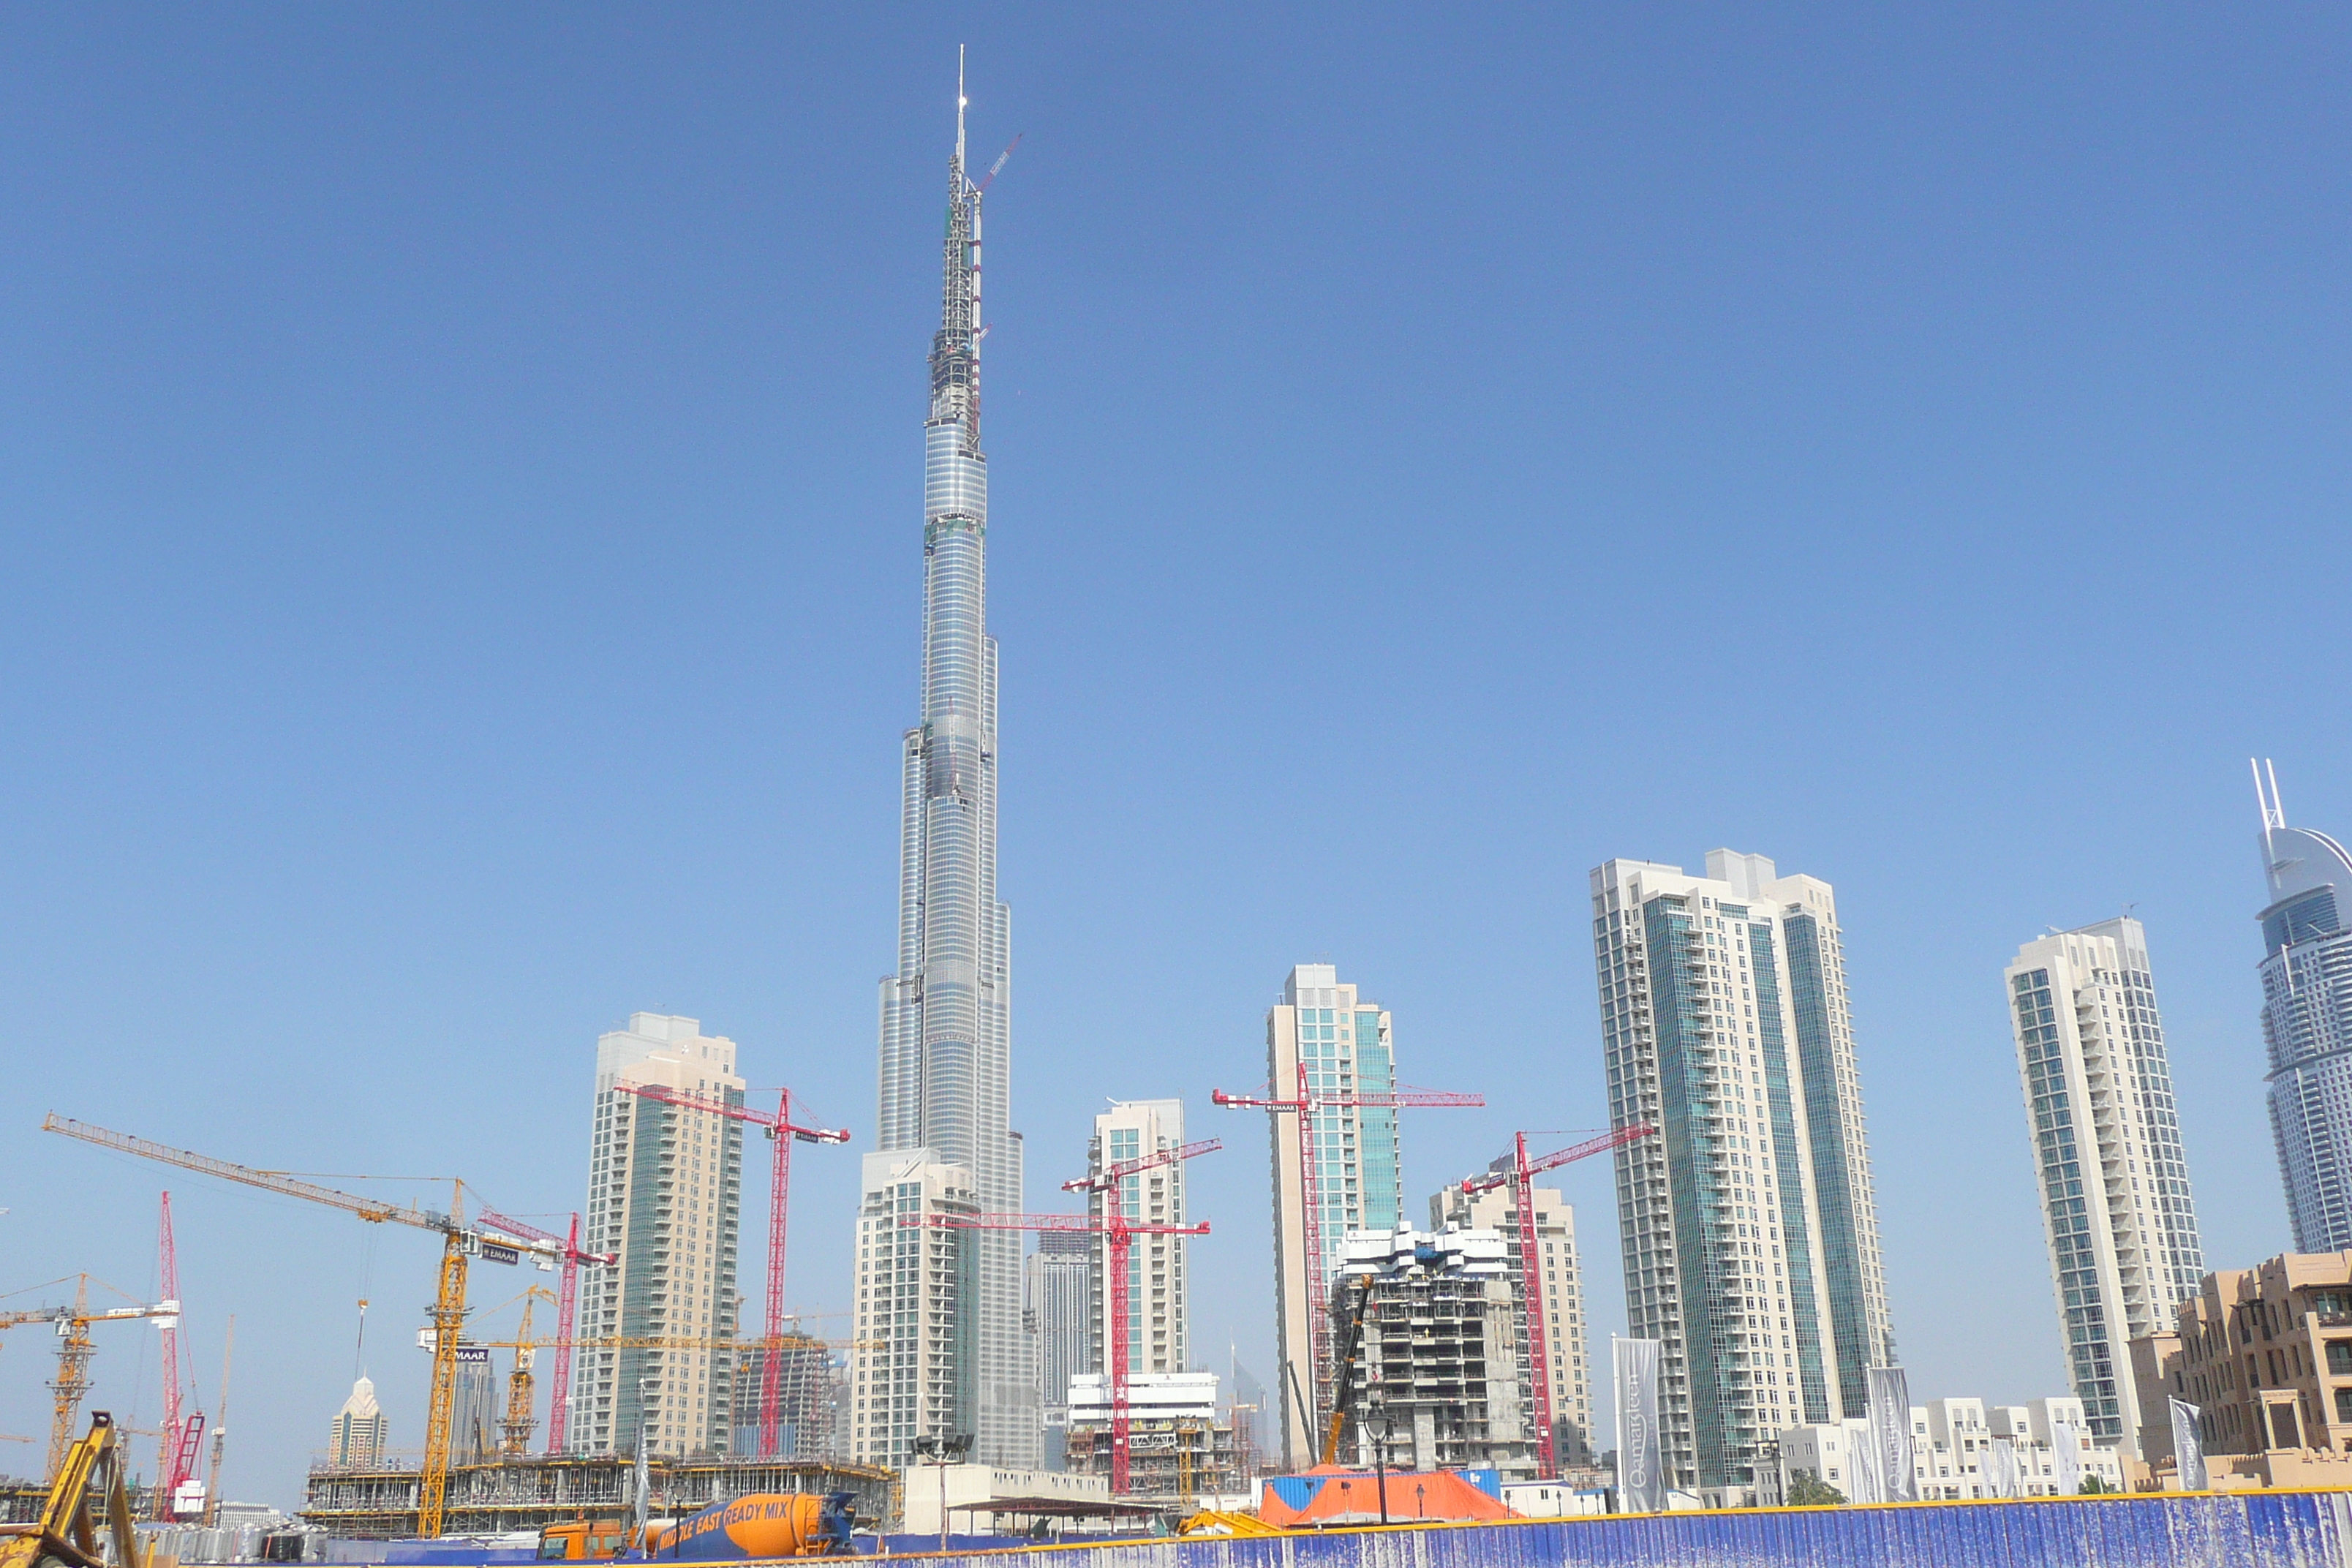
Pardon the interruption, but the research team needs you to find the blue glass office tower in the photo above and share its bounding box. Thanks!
[872,68,1034,1467]
[2255,761,2352,1253]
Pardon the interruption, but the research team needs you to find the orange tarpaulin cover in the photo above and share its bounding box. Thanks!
[1256,1469,1517,1527]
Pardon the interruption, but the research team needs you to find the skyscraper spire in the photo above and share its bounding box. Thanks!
[867,53,1033,1470]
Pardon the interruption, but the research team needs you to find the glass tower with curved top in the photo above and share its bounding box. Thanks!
[868,71,1035,1469]
[2254,761,2352,1253]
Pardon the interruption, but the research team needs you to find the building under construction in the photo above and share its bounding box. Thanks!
[1060,1374,1248,1504]
[731,1335,846,1460]
[298,1453,892,1539]
[1334,1224,1535,1480]
[1061,1422,1245,1505]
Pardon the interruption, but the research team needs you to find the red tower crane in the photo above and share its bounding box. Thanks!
[904,1202,1213,1497]
[1059,1138,1221,1495]
[618,1084,849,1458]
[1212,1071,1482,1453]
[1459,1125,1655,1478]
[152,1193,205,1521]
[466,1206,614,1455]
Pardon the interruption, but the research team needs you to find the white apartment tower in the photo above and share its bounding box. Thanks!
[570,1013,746,1458]
[1433,1180,1596,1466]
[2005,918,2204,1456]
[1259,963,1404,1468]
[1085,1099,1192,1382]
[849,1149,980,1468]
[1593,851,1896,1493]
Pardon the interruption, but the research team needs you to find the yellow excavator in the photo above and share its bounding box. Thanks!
[1,1411,146,1568]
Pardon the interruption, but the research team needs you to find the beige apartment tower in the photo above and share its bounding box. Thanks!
[1259,963,1404,1469]
[569,1013,746,1458]
[328,1376,387,1469]
[1085,1099,1192,1381]
[1433,1179,1596,1466]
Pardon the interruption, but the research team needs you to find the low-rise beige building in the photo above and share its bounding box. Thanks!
[2131,1251,2352,1488]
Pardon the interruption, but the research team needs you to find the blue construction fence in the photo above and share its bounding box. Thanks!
[867,1488,2352,1568]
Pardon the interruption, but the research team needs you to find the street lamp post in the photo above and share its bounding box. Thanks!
[913,1433,973,1552]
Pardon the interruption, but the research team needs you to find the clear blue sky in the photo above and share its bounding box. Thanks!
[3,3,2348,1506]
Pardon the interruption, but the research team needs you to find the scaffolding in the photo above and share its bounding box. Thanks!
[1062,1419,1245,1504]
[298,1452,890,1539]
[1342,1240,1537,1480]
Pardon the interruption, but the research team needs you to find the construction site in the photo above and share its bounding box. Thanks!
[296,1453,890,1540]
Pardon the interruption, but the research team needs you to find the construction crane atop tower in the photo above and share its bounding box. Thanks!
[1458,1125,1655,1478]
[615,1082,848,1460]
[1059,1138,1221,1497]
[905,1193,1213,1496]
[0,1280,180,1485]
[497,1288,554,1456]
[1211,1072,1482,1454]
[41,1114,581,1537]
[466,1207,611,1455]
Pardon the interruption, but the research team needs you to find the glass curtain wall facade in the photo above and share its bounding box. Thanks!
[1027,1230,1093,1434]
[872,77,1033,1466]
[2254,763,2352,1253]
[1591,851,1895,1494]
[2004,918,2203,1457]
[1262,963,1403,1467]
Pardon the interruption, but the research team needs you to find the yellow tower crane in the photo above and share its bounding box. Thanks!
[497,1288,555,1456]
[42,1115,569,1538]
[0,1279,181,1483]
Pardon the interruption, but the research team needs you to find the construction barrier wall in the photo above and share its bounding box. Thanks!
[885,1490,2352,1568]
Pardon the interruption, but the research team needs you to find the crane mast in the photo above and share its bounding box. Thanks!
[42,1114,562,1537]
[1458,1123,1654,1477]
[909,1199,1213,1496]
[616,1082,848,1459]
[1212,1077,1482,1460]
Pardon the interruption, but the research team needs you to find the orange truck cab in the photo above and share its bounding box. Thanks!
[534,1522,641,1561]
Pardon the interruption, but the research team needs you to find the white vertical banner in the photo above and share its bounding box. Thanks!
[1982,1437,2020,1499]
[2050,1420,2082,1496]
[1866,1367,1918,1502]
[1613,1336,1666,1514]
[2170,1398,2207,1490]
[1846,1423,1885,1504]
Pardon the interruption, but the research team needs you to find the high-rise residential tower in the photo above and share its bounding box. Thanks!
[2005,918,2203,1456]
[1026,1229,1093,1439]
[848,1150,980,1468]
[2253,761,2352,1252]
[1261,962,1403,1467]
[1085,1100,1192,1382]
[570,1013,746,1457]
[1592,851,1895,1495]
[1433,1177,1597,1466]
[872,65,1033,1466]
